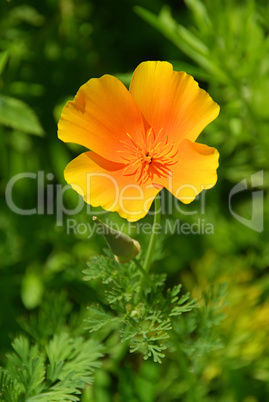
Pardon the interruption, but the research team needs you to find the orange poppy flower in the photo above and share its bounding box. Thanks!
[58,61,220,222]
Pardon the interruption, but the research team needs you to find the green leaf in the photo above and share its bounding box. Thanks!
[0,368,22,402]
[2,333,103,401]
[7,337,45,397]
[0,51,9,76]
[135,6,208,55]
[83,255,116,282]
[85,305,121,332]
[135,5,229,83]
[143,344,167,364]
[184,0,211,32]
[0,95,44,136]
[46,334,103,387]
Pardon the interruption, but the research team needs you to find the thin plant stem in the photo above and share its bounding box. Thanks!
[133,258,150,279]
[134,258,156,303]
[143,196,161,272]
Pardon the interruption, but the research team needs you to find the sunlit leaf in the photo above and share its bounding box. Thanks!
[0,95,44,136]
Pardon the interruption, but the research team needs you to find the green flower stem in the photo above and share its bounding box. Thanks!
[133,258,150,279]
[134,258,156,298]
[143,196,161,272]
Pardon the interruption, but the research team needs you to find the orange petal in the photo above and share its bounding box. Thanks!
[154,139,219,203]
[64,152,161,221]
[129,61,220,144]
[58,75,144,163]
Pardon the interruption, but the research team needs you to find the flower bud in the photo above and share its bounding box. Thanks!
[92,216,141,263]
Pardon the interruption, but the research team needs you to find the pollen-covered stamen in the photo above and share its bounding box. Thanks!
[119,127,178,185]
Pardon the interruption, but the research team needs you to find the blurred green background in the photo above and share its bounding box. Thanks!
[0,0,269,401]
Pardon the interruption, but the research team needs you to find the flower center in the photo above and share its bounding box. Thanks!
[118,128,178,185]
[143,152,152,164]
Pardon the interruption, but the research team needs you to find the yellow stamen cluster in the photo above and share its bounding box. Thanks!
[119,128,178,184]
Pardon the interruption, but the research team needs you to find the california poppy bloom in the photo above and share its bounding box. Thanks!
[58,61,219,222]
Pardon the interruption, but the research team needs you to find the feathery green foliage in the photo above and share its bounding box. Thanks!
[0,334,102,401]
[83,251,196,363]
